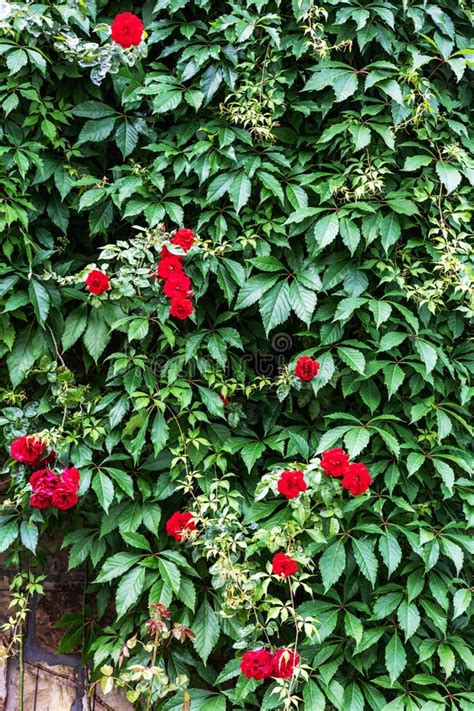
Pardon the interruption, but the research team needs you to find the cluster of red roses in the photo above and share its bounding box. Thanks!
[110,12,145,49]
[277,448,371,498]
[320,447,372,495]
[29,467,80,510]
[294,355,319,381]
[240,648,299,680]
[10,435,81,511]
[154,228,196,320]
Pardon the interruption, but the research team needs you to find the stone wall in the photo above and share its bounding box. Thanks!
[0,548,133,711]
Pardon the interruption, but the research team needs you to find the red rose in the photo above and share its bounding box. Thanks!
[10,435,45,465]
[111,12,144,49]
[163,273,192,299]
[341,462,372,496]
[320,448,350,477]
[294,355,320,381]
[277,470,307,499]
[85,269,110,295]
[170,297,194,320]
[165,512,196,542]
[29,468,59,493]
[157,256,183,280]
[170,228,195,253]
[240,649,275,680]
[61,467,81,491]
[51,484,79,510]
[272,552,298,578]
[30,491,52,509]
[273,648,299,679]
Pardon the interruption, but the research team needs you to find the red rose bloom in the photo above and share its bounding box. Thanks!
[111,12,144,49]
[277,470,307,499]
[85,269,110,295]
[61,467,81,491]
[240,650,275,680]
[294,355,320,381]
[163,273,192,299]
[51,484,79,510]
[320,448,350,477]
[157,256,183,280]
[170,228,195,253]
[341,462,372,495]
[170,297,194,320]
[273,648,299,679]
[10,435,45,465]
[29,468,59,493]
[30,491,52,509]
[165,512,196,542]
[272,552,298,578]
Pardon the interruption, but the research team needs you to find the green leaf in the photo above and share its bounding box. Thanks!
[380,212,401,252]
[142,503,161,536]
[72,101,117,118]
[259,280,291,334]
[342,681,364,711]
[344,427,371,457]
[379,533,402,576]
[385,632,407,684]
[415,340,438,374]
[340,218,361,255]
[92,472,115,514]
[337,346,366,374]
[20,521,38,554]
[235,274,279,309]
[240,441,266,472]
[7,325,44,387]
[105,468,134,498]
[28,279,50,325]
[437,643,455,678]
[152,90,182,113]
[62,304,88,351]
[402,155,432,171]
[192,598,220,665]
[303,680,325,710]
[397,599,420,639]
[157,559,181,595]
[352,538,378,586]
[151,411,170,455]
[7,49,28,74]
[319,539,346,590]
[83,308,110,362]
[258,170,284,204]
[344,611,363,645]
[0,520,19,553]
[77,116,116,144]
[115,566,146,617]
[313,214,339,249]
[115,120,139,158]
[289,280,317,327]
[229,172,251,213]
[177,577,196,611]
[452,589,471,619]
[94,552,142,583]
[436,161,462,194]
[384,364,405,399]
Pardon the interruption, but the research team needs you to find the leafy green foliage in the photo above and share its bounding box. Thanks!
[0,0,473,709]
